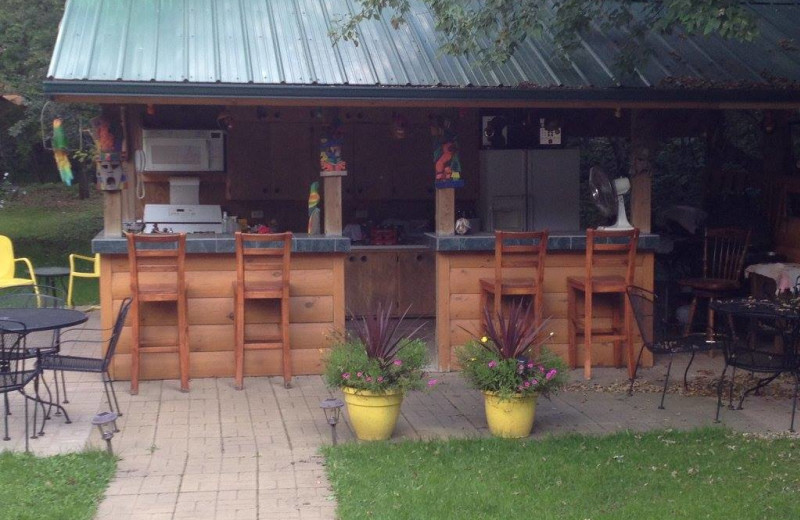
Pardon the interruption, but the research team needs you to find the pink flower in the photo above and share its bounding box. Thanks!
[538,365,545,373]
[518,385,525,391]
[377,376,384,383]
[393,359,403,366]
[357,372,363,378]
[531,379,539,386]
[523,381,531,388]
[526,362,534,369]
[488,360,497,368]
[342,373,350,380]
[427,379,438,387]
[546,369,557,380]
[366,376,373,382]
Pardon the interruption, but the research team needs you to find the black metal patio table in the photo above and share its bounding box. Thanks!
[0,307,88,436]
[710,298,800,431]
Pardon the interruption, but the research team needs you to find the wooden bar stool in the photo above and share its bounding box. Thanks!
[126,233,189,394]
[479,230,549,332]
[567,228,639,380]
[234,232,292,390]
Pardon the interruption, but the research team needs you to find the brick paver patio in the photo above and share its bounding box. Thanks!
[2,309,798,519]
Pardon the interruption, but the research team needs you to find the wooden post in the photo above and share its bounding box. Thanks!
[436,188,455,235]
[104,191,122,237]
[323,175,342,236]
[629,110,655,232]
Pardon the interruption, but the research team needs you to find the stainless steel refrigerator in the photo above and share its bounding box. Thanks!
[479,149,581,232]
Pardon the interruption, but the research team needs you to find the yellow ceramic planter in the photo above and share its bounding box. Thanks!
[342,387,404,441]
[482,391,538,438]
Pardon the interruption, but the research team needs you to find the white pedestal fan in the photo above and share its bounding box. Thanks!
[589,166,633,230]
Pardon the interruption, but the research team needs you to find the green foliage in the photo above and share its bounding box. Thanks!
[458,341,566,399]
[333,1,758,72]
[457,301,565,399]
[323,337,428,393]
[0,450,116,520]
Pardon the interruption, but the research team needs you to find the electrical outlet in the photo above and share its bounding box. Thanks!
[251,210,264,219]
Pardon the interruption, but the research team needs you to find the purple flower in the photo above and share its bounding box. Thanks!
[523,381,531,388]
[428,379,438,387]
[538,365,545,373]
[488,360,497,368]
[393,359,403,366]
[342,373,351,380]
[531,379,539,386]
[526,361,535,369]
[546,369,557,380]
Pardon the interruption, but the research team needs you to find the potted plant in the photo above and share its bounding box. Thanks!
[323,303,428,441]
[457,301,566,438]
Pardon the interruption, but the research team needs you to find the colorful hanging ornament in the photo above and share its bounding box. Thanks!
[52,118,73,186]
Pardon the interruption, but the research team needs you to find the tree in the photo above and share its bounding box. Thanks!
[0,0,95,197]
[333,0,758,69]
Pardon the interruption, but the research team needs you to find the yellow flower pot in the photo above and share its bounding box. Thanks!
[342,387,404,441]
[482,391,538,439]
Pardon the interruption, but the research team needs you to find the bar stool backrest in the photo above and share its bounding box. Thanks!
[235,232,292,292]
[125,233,187,296]
[102,297,132,371]
[493,230,549,289]
[702,227,751,282]
[585,228,640,286]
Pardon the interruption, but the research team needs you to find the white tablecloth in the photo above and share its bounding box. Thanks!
[744,263,800,293]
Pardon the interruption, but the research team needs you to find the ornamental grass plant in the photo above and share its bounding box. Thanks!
[458,300,566,399]
[324,302,429,393]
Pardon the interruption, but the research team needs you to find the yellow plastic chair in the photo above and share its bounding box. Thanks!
[67,253,100,308]
[0,235,37,290]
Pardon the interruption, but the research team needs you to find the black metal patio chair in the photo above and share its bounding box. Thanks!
[1,318,38,452]
[712,300,800,432]
[0,287,69,408]
[626,285,722,409]
[39,298,131,417]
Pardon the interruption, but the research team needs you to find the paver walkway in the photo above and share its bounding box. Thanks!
[2,311,798,519]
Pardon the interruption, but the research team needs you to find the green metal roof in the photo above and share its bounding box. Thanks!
[45,0,800,104]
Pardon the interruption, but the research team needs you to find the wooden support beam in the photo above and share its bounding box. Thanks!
[104,191,122,237]
[436,188,455,235]
[629,110,655,232]
[323,175,342,236]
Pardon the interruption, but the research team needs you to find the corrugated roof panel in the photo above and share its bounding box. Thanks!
[118,0,160,82]
[185,0,217,83]
[321,0,378,85]
[47,0,800,99]
[296,0,345,84]
[240,0,283,83]
[269,0,314,84]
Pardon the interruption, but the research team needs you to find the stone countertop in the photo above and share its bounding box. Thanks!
[93,231,659,254]
[425,232,659,252]
[92,233,351,254]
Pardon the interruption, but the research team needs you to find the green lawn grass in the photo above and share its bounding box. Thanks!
[0,450,116,520]
[323,428,800,520]
[0,183,102,305]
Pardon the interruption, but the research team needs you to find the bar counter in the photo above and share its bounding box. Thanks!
[92,231,657,380]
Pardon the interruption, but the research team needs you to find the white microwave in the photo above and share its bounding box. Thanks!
[140,129,225,172]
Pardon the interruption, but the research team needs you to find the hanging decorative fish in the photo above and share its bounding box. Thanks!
[52,118,73,186]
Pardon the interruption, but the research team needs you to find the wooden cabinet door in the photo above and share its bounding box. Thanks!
[344,252,398,316]
[392,124,434,200]
[227,121,271,200]
[270,123,315,200]
[352,124,393,200]
[396,250,436,317]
